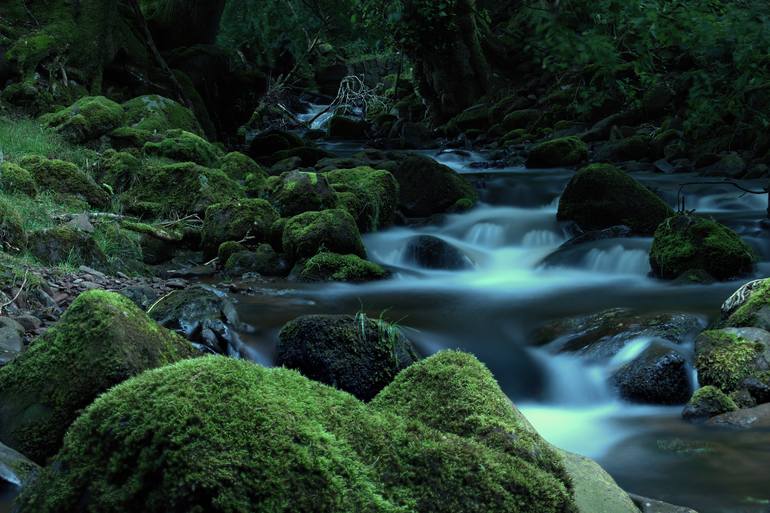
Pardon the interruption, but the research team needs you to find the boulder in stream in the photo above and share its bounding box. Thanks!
[720,278,770,330]
[404,235,473,270]
[297,252,388,283]
[611,342,692,405]
[694,328,770,393]
[267,170,339,217]
[389,155,477,217]
[526,136,588,168]
[682,386,738,422]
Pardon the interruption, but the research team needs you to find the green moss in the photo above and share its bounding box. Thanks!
[689,386,738,411]
[217,152,266,182]
[650,214,755,280]
[122,95,202,135]
[501,109,542,131]
[448,105,492,132]
[92,222,145,275]
[18,155,110,208]
[283,209,366,262]
[98,150,141,193]
[527,136,588,168]
[0,162,37,196]
[390,156,477,217]
[299,252,388,283]
[0,116,94,166]
[267,170,339,217]
[0,290,195,463]
[124,162,244,217]
[217,241,246,265]
[27,226,107,269]
[724,279,770,328]
[108,127,157,150]
[17,354,576,512]
[143,129,223,167]
[326,167,399,232]
[0,197,27,251]
[39,96,125,143]
[200,199,279,260]
[557,163,673,234]
[695,330,762,392]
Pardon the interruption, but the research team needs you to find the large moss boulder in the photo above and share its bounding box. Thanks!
[98,149,142,193]
[122,95,202,135]
[557,164,672,235]
[28,226,107,269]
[16,353,577,512]
[326,166,399,232]
[217,151,266,182]
[201,199,279,260]
[125,162,244,217]
[0,290,195,463]
[0,162,37,196]
[143,129,222,167]
[390,156,477,217]
[298,252,388,283]
[277,314,419,400]
[694,328,770,393]
[283,209,365,262]
[19,155,109,208]
[527,136,588,168]
[39,96,124,143]
[650,214,755,280]
[267,170,339,217]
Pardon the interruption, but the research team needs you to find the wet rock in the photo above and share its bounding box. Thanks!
[0,441,38,488]
[328,114,368,139]
[682,386,738,422]
[700,152,746,179]
[12,315,41,332]
[611,342,692,405]
[148,285,244,356]
[650,215,755,281]
[557,164,672,235]
[404,235,473,270]
[557,225,632,250]
[630,494,698,513]
[706,402,770,429]
[741,375,770,404]
[595,135,651,162]
[118,285,161,310]
[389,155,477,217]
[560,450,639,513]
[277,314,419,400]
[224,245,289,277]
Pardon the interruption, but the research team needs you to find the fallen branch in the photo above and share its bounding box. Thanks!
[1,269,29,313]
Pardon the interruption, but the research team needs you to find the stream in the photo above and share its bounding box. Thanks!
[232,147,770,513]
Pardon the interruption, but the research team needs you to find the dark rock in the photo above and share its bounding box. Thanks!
[224,245,289,277]
[404,235,473,270]
[610,343,692,405]
[28,227,107,270]
[557,225,632,250]
[742,376,770,404]
[390,156,477,217]
[118,285,161,310]
[328,115,367,139]
[630,494,698,513]
[706,402,770,429]
[276,314,419,400]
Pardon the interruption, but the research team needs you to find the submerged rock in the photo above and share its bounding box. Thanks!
[0,290,194,462]
[650,214,755,281]
[557,164,672,235]
[277,314,419,400]
[404,235,473,270]
[15,352,577,513]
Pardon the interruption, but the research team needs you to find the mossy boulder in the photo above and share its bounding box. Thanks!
[328,114,368,139]
[19,155,109,208]
[217,241,246,266]
[224,245,289,277]
[682,386,738,422]
[650,214,755,280]
[277,314,419,401]
[0,162,37,196]
[527,136,588,168]
[217,151,266,182]
[326,166,399,232]
[122,95,202,135]
[449,105,491,132]
[501,109,541,131]
[125,162,244,217]
[390,156,477,217]
[694,328,770,393]
[283,209,365,262]
[298,252,388,283]
[0,198,26,251]
[16,353,576,513]
[721,279,770,330]
[39,96,124,143]
[98,149,141,193]
[596,135,651,162]
[0,290,195,463]
[201,199,279,260]
[28,226,107,269]
[143,129,222,167]
[107,126,157,150]
[267,170,339,217]
[557,164,673,234]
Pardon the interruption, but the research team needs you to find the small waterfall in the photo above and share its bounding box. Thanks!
[581,246,651,275]
[522,229,563,247]
[530,349,611,405]
[466,223,505,247]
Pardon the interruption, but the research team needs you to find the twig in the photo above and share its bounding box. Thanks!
[1,269,29,312]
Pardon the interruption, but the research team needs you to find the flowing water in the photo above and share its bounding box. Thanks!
[232,151,770,513]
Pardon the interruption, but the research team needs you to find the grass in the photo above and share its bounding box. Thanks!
[0,116,96,168]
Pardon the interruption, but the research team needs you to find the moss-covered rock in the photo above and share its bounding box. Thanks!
[449,105,491,132]
[201,199,278,260]
[98,149,141,193]
[0,290,194,463]
[557,164,673,234]
[326,166,399,232]
[328,114,368,139]
[122,95,202,135]
[143,129,222,167]
[28,226,107,269]
[721,279,770,330]
[224,245,289,277]
[39,96,124,143]
[527,136,588,168]
[595,135,650,162]
[0,197,26,251]
[125,162,244,217]
[277,314,419,401]
[19,155,109,208]
[298,252,388,283]
[694,328,770,393]
[217,241,246,266]
[267,170,339,217]
[501,109,541,131]
[217,151,266,182]
[107,126,157,150]
[682,386,739,422]
[390,156,477,217]
[283,209,365,262]
[16,353,576,513]
[0,162,37,196]
[650,214,755,280]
